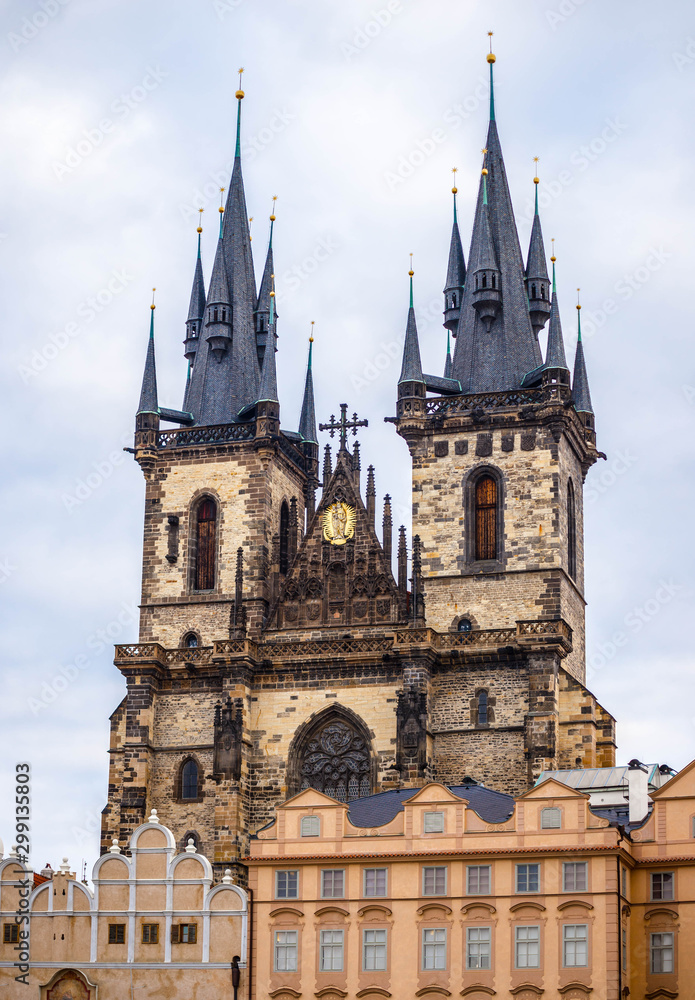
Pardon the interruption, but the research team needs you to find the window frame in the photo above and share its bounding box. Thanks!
[193,496,217,592]
[274,929,298,973]
[474,474,498,561]
[171,923,197,944]
[464,466,505,570]
[540,806,562,829]
[515,863,541,894]
[466,925,491,970]
[563,861,588,893]
[650,871,675,901]
[423,811,445,834]
[108,923,126,945]
[650,931,674,974]
[363,867,388,897]
[319,928,344,972]
[514,924,541,969]
[321,868,345,899]
[466,864,491,895]
[300,815,320,837]
[180,757,199,801]
[362,927,387,972]
[141,923,159,944]
[421,927,447,971]
[562,923,588,968]
[275,869,299,900]
[422,865,448,896]
[567,478,577,579]
[3,923,19,944]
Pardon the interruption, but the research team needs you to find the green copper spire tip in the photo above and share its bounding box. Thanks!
[149,304,155,338]
[218,209,224,239]
[197,230,202,260]
[577,304,582,342]
[446,329,451,356]
[482,172,488,206]
[308,336,313,369]
[552,258,556,295]
[489,59,495,121]
[534,182,539,216]
[409,272,414,308]
[453,189,457,224]
[235,95,242,158]
[268,216,274,249]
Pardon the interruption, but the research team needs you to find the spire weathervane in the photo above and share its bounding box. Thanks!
[409,253,414,307]
[235,68,245,156]
[151,287,156,310]
[310,320,315,343]
[218,188,225,236]
[319,403,368,453]
[487,32,496,121]
[451,167,458,221]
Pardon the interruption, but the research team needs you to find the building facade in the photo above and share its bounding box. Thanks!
[101,50,615,877]
[0,814,247,998]
[248,765,695,1000]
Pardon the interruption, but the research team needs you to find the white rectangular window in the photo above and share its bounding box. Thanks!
[275,870,299,899]
[300,815,320,837]
[274,930,298,972]
[321,869,345,898]
[651,932,674,974]
[650,872,674,901]
[515,925,540,968]
[422,928,447,970]
[423,811,445,833]
[540,807,561,829]
[563,924,588,967]
[363,867,387,897]
[467,865,491,895]
[320,929,344,972]
[516,863,540,893]
[422,866,447,896]
[466,926,491,970]
[563,862,587,892]
[362,928,387,971]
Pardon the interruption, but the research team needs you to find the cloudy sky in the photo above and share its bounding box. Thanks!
[2,0,694,872]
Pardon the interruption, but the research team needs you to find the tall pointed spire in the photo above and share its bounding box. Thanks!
[399,259,424,384]
[185,70,260,424]
[488,32,496,121]
[443,168,466,332]
[298,323,318,444]
[444,329,453,379]
[572,294,593,414]
[257,275,278,403]
[255,197,278,368]
[544,250,569,371]
[137,292,159,415]
[452,44,542,392]
[525,161,551,336]
[184,210,207,363]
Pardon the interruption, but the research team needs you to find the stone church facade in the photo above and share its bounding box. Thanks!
[101,57,615,877]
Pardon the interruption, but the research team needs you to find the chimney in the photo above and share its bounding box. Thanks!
[626,759,649,824]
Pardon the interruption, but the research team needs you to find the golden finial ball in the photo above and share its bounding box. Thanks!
[219,206,224,213]
[270,290,275,297]
[309,336,314,343]
[408,270,414,277]
[576,303,582,310]
[270,214,276,222]
[451,186,458,194]
[487,53,496,63]
[236,89,245,100]
[150,304,156,310]
[481,167,488,176]
[533,176,540,185]
[550,255,556,263]
[197,226,203,233]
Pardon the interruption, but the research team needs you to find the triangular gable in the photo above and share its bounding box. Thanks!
[268,452,399,629]
[403,782,466,805]
[280,787,349,811]
[650,759,693,799]
[521,777,590,801]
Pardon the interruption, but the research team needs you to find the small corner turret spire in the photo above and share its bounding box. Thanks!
[255,196,278,367]
[487,32,496,122]
[469,150,502,332]
[184,211,208,366]
[444,329,453,379]
[572,289,594,417]
[257,273,278,404]
[544,245,569,374]
[399,256,424,384]
[443,167,466,331]
[298,322,318,445]
[525,158,551,336]
[137,290,159,415]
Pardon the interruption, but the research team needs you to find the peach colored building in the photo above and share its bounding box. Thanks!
[0,811,247,999]
[248,770,695,1000]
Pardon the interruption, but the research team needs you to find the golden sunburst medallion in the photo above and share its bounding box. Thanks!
[322,501,356,545]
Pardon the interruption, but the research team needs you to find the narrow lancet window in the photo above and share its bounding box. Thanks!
[181,759,199,800]
[475,476,497,561]
[279,501,290,575]
[195,498,217,591]
[567,479,577,580]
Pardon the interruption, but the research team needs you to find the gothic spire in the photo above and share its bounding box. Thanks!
[185,73,260,424]
[452,46,542,393]
[398,264,424,385]
[525,167,551,336]
[137,297,159,415]
[185,214,207,344]
[444,329,453,379]
[298,326,318,444]
[545,254,569,371]
[443,171,466,331]
[572,300,593,414]
[255,198,277,368]
[257,278,278,403]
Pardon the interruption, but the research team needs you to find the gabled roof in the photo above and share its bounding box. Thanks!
[347,783,514,828]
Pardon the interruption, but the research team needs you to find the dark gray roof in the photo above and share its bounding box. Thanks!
[452,120,542,392]
[545,268,569,370]
[298,339,317,443]
[137,310,158,415]
[424,373,461,394]
[186,235,207,323]
[207,235,231,306]
[525,203,549,283]
[347,784,514,828]
[399,305,424,384]
[572,321,593,414]
[444,208,466,293]
[257,314,279,404]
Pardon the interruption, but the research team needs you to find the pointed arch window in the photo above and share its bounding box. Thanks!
[195,498,217,591]
[567,479,577,580]
[279,500,290,575]
[482,274,487,288]
[475,475,497,561]
[181,759,199,800]
[477,690,488,725]
[491,273,496,289]
[293,713,373,801]
[213,307,218,322]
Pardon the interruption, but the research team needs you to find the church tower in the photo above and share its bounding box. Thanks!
[103,56,615,876]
